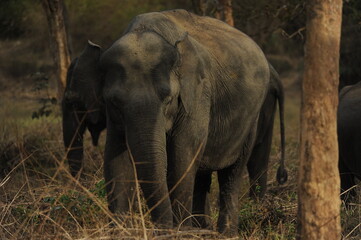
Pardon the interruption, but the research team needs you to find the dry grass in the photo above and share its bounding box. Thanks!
[0,79,299,240]
[0,127,298,239]
[1,63,360,239]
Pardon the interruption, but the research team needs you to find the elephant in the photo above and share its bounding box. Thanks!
[62,43,287,194]
[63,9,288,235]
[62,48,287,192]
[100,9,286,235]
[247,64,287,199]
[338,81,361,202]
[62,42,106,177]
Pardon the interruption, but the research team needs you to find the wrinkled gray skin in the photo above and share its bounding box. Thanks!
[62,49,287,215]
[247,64,287,199]
[69,9,286,235]
[62,43,106,177]
[62,51,287,193]
[102,9,270,234]
[196,64,287,228]
[338,81,361,202]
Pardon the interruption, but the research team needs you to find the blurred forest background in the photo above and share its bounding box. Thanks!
[0,0,361,239]
[1,0,360,91]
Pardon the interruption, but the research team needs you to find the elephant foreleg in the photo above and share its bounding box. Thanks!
[104,126,136,220]
[167,146,199,228]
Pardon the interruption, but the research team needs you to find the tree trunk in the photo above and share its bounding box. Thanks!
[215,0,234,27]
[41,0,71,100]
[297,1,342,239]
[192,0,217,16]
[192,0,234,27]
[191,0,205,15]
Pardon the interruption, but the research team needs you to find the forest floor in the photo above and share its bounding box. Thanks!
[0,49,360,239]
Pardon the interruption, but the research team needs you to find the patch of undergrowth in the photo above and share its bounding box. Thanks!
[41,184,107,224]
[238,197,297,239]
[0,119,62,179]
[2,177,109,239]
[340,191,361,239]
[31,72,58,119]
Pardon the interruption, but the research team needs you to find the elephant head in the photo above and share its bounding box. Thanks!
[62,41,106,177]
[100,30,206,226]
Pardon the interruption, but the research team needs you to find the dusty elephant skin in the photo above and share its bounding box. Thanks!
[62,51,287,198]
[62,54,287,198]
[102,9,268,235]
[61,9,287,236]
[62,42,106,177]
[338,81,361,202]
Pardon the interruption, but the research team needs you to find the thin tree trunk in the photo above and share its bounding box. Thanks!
[191,0,205,15]
[216,0,234,27]
[297,1,342,239]
[192,0,217,16]
[41,0,71,100]
[192,0,234,27]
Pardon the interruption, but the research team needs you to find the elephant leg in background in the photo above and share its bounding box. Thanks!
[104,124,136,219]
[247,144,269,199]
[192,170,212,228]
[66,137,85,177]
[247,118,274,199]
[62,104,87,177]
[217,126,257,235]
[339,156,356,203]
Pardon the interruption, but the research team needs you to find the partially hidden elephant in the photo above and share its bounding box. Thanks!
[62,43,106,177]
[338,81,361,201]
[62,9,288,235]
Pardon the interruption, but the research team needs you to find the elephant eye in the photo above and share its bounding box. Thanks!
[157,84,172,102]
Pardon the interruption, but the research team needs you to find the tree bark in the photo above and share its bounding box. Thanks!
[41,0,71,100]
[297,1,342,239]
[192,0,217,16]
[192,0,234,27]
[215,0,234,27]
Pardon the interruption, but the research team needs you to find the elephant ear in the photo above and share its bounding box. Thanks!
[70,40,103,124]
[175,33,206,114]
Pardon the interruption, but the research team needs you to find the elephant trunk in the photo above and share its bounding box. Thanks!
[62,101,86,177]
[124,108,173,227]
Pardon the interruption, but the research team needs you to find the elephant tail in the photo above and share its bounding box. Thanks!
[270,64,288,185]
